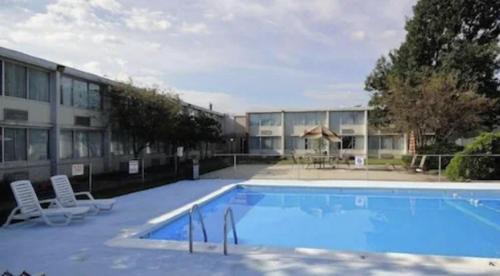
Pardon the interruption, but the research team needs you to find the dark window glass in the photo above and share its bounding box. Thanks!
[0,128,3,162]
[29,129,49,160]
[73,80,88,109]
[59,130,73,159]
[4,128,27,161]
[61,76,72,105]
[5,62,27,98]
[74,131,89,158]
[88,83,101,110]
[368,136,380,150]
[342,136,355,149]
[28,68,50,102]
[0,60,3,96]
[88,131,103,157]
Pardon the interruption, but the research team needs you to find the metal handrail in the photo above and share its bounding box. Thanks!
[189,204,207,253]
[223,207,238,256]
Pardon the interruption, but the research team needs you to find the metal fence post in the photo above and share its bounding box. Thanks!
[365,154,369,181]
[88,163,93,193]
[233,154,237,170]
[141,158,145,183]
[438,155,442,182]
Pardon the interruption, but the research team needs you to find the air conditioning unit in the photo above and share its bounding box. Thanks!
[4,109,28,121]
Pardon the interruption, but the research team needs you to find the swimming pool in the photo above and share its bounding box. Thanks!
[143,185,500,258]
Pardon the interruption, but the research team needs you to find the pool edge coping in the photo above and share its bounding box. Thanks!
[106,179,500,272]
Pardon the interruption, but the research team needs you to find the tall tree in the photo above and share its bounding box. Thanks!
[195,114,223,158]
[110,82,180,158]
[383,72,493,148]
[365,0,500,144]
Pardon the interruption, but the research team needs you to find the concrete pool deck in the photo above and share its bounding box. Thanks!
[1,179,499,275]
[202,164,441,182]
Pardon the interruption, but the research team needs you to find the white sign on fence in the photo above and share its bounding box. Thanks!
[355,156,365,168]
[176,147,184,157]
[129,160,139,174]
[72,164,85,176]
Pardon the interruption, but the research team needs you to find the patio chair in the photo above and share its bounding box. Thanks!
[404,155,418,171]
[50,175,116,213]
[3,180,89,227]
[416,155,427,173]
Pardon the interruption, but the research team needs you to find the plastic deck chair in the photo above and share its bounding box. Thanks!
[50,175,115,213]
[3,180,89,227]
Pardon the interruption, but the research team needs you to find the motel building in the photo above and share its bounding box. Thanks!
[0,46,409,185]
[0,47,228,183]
[246,109,409,158]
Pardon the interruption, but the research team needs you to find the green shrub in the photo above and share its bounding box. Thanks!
[418,143,463,170]
[445,132,500,181]
[401,155,414,167]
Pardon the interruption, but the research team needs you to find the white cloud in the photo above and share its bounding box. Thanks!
[0,0,416,114]
[81,61,103,75]
[180,22,210,34]
[89,0,121,12]
[350,30,366,41]
[124,8,171,31]
[304,83,370,108]
[92,33,122,44]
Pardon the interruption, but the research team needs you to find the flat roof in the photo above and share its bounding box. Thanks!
[246,106,371,114]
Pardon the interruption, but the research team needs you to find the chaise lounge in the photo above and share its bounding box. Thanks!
[3,180,89,227]
[50,175,116,213]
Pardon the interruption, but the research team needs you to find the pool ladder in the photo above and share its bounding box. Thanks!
[188,204,238,255]
[223,207,238,255]
[189,204,207,253]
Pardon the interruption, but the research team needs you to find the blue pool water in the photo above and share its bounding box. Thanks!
[144,185,500,258]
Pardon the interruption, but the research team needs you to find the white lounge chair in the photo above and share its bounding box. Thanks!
[3,180,89,227]
[50,175,115,213]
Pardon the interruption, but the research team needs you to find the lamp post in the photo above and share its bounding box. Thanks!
[229,138,235,153]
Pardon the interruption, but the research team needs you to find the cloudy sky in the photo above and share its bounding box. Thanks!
[0,0,416,114]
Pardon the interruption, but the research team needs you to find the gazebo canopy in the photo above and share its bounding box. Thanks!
[300,125,341,143]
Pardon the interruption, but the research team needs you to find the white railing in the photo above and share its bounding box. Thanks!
[210,153,500,182]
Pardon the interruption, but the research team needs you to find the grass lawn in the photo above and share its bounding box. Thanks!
[367,158,404,166]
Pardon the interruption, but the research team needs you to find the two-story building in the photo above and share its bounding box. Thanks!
[247,108,408,158]
[0,47,229,183]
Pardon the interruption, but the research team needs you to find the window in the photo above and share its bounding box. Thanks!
[249,137,260,150]
[5,61,27,98]
[61,76,72,106]
[341,112,364,125]
[0,60,3,96]
[88,83,102,110]
[368,136,380,150]
[28,68,50,102]
[249,113,281,126]
[381,136,403,150]
[73,79,88,109]
[304,138,309,150]
[74,131,89,158]
[342,136,355,149]
[261,137,281,150]
[0,129,3,162]
[61,76,103,110]
[29,129,49,160]
[59,130,73,159]
[4,128,27,161]
[285,112,326,129]
[285,136,299,150]
[111,132,126,155]
[88,131,103,157]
